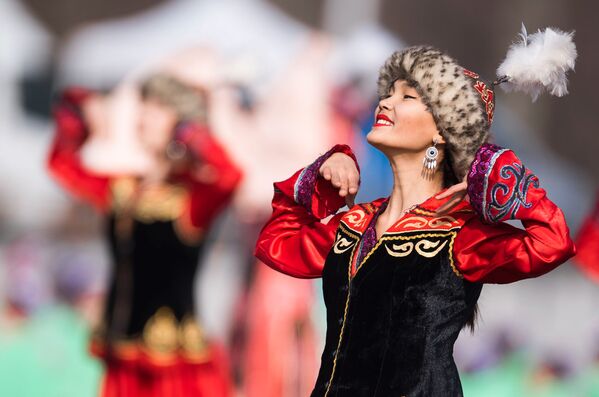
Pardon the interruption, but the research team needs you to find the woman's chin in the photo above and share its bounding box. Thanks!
[366,130,392,151]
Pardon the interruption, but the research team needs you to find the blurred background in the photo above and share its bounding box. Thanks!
[1,0,598,396]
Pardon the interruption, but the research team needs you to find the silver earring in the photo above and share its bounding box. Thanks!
[422,139,439,179]
[166,140,187,161]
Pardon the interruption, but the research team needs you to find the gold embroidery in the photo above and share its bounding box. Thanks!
[324,238,358,397]
[111,177,137,212]
[337,223,362,240]
[383,238,449,259]
[357,232,459,275]
[111,177,188,223]
[178,315,208,356]
[135,184,187,223]
[415,239,448,257]
[141,307,212,357]
[385,241,415,257]
[333,236,356,254]
[448,233,463,278]
[142,307,179,354]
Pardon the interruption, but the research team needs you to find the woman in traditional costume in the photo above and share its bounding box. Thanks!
[255,27,577,396]
[48,74,241,397]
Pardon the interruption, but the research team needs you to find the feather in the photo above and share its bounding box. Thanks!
[496,23,577,101]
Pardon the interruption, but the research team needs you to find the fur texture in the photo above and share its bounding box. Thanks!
[497,24,577,101]
[377,46,490,180]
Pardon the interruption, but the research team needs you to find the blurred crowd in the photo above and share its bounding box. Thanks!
[1,0,599,396]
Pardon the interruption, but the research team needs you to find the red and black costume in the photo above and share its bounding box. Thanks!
[255,144,575,397]
[48,88,242,397]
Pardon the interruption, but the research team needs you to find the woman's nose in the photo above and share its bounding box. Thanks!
[378,96,392,110]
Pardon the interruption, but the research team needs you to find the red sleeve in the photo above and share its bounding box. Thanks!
[47,88,110,211]
[182,123,243,229]
[453,144,576,284]
[254,145,358,278]
[574,193,599,283]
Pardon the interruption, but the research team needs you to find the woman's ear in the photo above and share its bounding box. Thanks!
[434,133,446,145]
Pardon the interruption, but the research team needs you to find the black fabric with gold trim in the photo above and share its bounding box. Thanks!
[311,204,481,397]
[100,177,207,357]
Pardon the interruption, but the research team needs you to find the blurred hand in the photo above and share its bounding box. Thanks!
[435,177,468,215]
[81,94,108,139]
[319,153,360,208]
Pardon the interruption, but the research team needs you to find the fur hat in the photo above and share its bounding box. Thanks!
[377,46,493,180]
[140,73,208,123]
[377,26,576,181]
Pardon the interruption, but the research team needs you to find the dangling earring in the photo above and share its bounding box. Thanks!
[421,138,439,179]
[166,139,187,161]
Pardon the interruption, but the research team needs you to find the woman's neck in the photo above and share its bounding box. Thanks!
[377,152,444,233]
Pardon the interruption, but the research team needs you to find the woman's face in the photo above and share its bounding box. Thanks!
[138,99,178,154]
[367,80,443,155]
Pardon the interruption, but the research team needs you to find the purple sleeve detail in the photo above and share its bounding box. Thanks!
[293,146,340,215]
[356,200,388,266]
[466,143,506,222]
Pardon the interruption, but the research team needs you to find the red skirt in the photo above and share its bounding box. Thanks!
[91,340,232,397]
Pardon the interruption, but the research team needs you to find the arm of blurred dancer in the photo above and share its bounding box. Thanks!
[255,145,360,278]
[182,123,243,230]
[47,88,111,211]
[450,144,576,284]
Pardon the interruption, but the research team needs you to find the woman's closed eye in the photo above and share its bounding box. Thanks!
[403,94,417,100]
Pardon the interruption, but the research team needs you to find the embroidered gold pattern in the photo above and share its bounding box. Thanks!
[111,178,188,223]
[385,241,415,257]
[383,238,449,259]
[142,307,179,354]
[141,307,211,357]
[333,236,356,254]
[415,239,449,257]
[179,315,208,356]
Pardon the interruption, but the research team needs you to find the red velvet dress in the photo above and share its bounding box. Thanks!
[48,88,242,397]
[255,144,576,396]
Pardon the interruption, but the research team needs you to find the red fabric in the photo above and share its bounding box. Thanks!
[93,342,232,397]
[243,263,319,397]
[178,123,243,229]
[48,88,111,211]
[255,145,358,278]
[575,195,599,283]
[48,88,242,231]
[454,149,576,283]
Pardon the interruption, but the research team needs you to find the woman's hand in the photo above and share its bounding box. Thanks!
[319,153,360,208]
[435,177,468,215]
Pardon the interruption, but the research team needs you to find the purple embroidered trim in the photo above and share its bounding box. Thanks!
[356,200,388,266]
[294,147,339,215]
[467,143,503,221]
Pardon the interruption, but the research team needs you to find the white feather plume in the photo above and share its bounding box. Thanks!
[496,24,577,101]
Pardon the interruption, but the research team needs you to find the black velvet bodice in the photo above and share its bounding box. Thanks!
[103,215,204,339]
[311,223,482,397]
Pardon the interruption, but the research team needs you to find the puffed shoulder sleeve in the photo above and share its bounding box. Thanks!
[453,143,576,284]
[255,144,359,278]
[47,88,111,211]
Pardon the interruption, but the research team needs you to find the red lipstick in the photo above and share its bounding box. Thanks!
[373,113,394,127]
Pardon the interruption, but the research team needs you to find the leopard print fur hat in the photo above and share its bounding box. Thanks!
[377,46,495,181]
